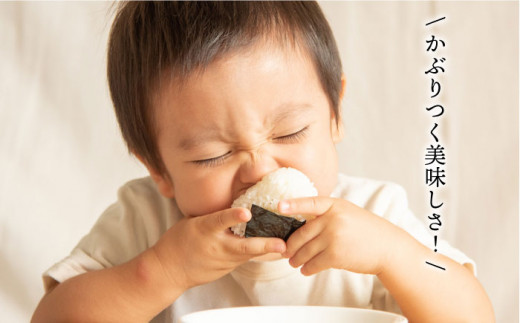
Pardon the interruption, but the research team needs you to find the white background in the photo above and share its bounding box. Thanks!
[0,2,517,322]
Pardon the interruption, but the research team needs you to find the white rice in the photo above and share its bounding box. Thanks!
[231,167,318,237]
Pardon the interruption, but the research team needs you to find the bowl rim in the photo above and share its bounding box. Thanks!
[180,305,407,322]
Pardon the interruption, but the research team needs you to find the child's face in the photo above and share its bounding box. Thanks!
[148,43,343,217]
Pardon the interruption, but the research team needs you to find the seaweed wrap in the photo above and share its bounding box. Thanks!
[231,167,318,239]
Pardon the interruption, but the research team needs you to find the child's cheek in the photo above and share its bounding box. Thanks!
[176,172,234,217]
[291,139,338,197]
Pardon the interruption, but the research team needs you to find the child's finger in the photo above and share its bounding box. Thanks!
[288,236,326,269]
[202,208,251,233]
[283,216,324,258]
[230,237,286,256]
[299,251,330,276]
[278,196,334,217]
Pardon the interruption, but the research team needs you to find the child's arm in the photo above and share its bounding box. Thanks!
[32,247,182,322]
[32,208,286,322]
[279,197,494,323]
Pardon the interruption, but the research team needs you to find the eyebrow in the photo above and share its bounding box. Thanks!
[178,129,220,151]
[268,103,314,126]
[178,103,315,151]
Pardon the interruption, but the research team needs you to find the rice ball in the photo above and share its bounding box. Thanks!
[231,167,318,237]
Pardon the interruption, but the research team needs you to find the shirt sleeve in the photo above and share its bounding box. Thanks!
[42,177,177,292]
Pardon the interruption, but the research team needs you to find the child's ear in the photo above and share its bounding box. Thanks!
[339,74,346,102]
[134,153,175,199]
[331,74,346,143]
[331,115,344,144]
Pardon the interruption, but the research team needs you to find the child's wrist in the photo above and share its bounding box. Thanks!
[375,225,425,278]
[380,232,428,284]
[134,246,187,303]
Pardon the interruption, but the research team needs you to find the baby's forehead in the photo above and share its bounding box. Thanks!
[155,39,318,99]
[157,36,313,88]
[151,42,331,138]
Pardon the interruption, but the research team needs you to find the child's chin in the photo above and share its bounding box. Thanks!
[251,253,284,262]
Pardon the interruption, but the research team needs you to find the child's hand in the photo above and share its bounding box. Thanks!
[279,197,402,276]
[151,207,286,292]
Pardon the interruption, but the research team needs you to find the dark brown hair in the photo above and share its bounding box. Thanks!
[107,1,342,175]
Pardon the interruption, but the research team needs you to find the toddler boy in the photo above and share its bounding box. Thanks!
[33,2,493,322]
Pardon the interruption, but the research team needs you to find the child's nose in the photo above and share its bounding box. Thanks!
[238,150,280,185]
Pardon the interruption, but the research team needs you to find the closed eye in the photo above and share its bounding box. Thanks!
[273,126,309,143]
[192,151,232,167]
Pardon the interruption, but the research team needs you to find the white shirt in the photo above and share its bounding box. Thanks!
[43,174,474,322]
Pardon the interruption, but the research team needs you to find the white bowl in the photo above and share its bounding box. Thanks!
[179,306,407,323]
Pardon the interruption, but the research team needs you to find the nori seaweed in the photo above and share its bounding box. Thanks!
[245,204,305,241]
